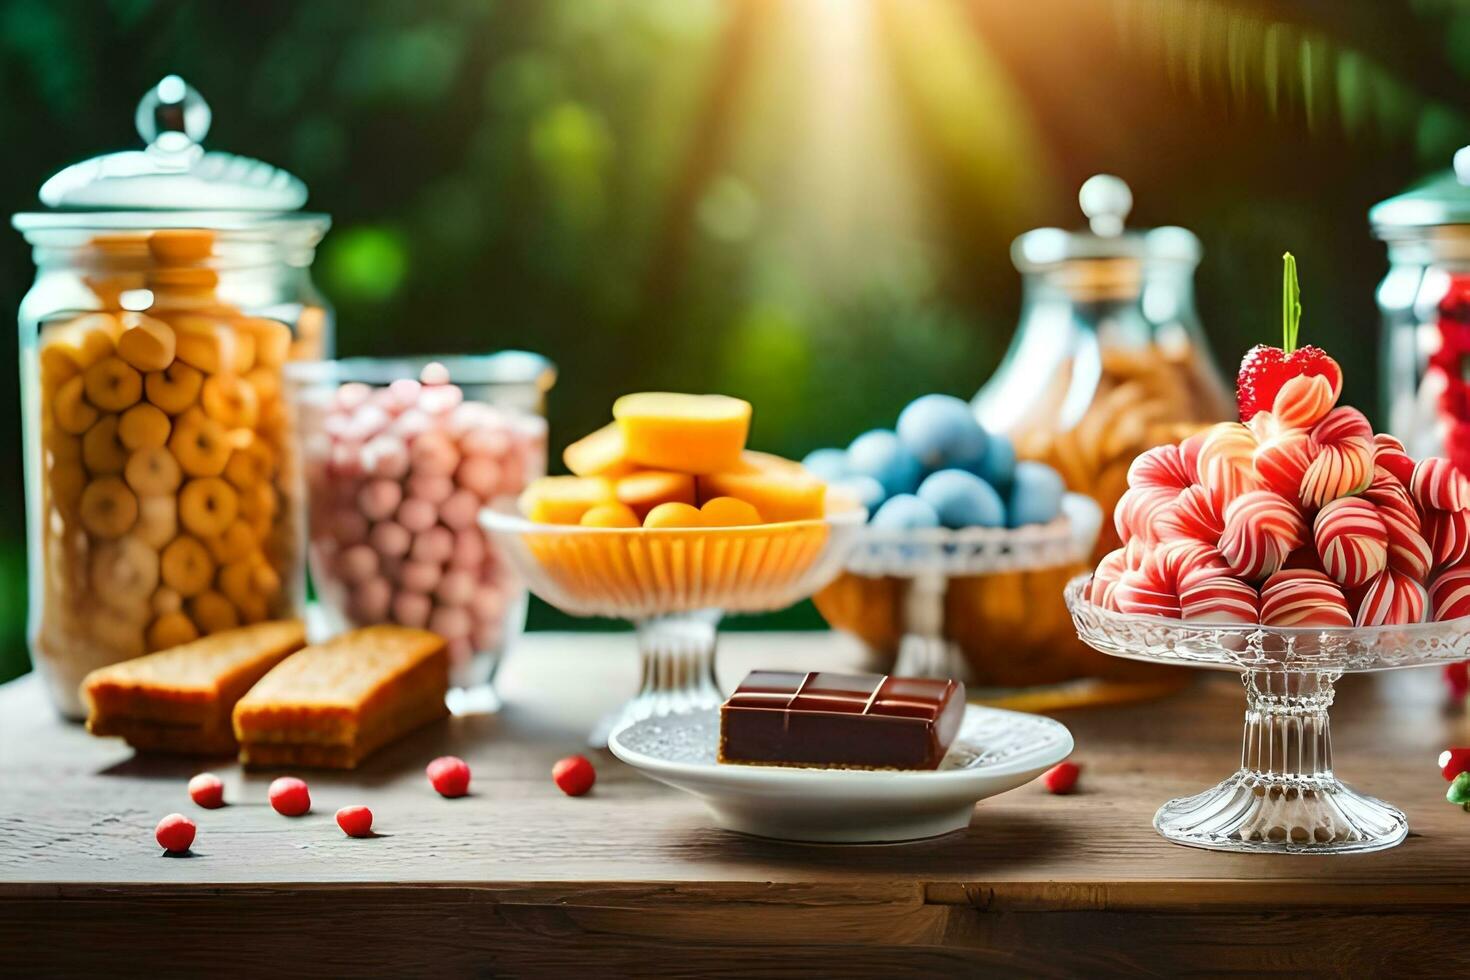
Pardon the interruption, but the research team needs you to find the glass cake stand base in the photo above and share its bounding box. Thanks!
[1155,670,1406,854]
[1064,574,1470,855]
[1155,771,1407,855]
[588,610,725,748]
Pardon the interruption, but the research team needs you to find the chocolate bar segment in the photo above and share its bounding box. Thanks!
[718,670,965,770]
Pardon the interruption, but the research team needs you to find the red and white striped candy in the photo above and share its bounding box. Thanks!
[1089,547,1129,609]
[1353,568,1427,627]
[1361,466,1419,526]
[1177,429,1207,480]
[1113,566,1181,619]
[1410,457,1470,512]
[1374,432,1407,452]
[1271,374,1338,429]
[1179,575,1260,624]
[1425,507,1470,569]
[1196,422,1261,501]
[1372,433,1415,487]
[1259,569,1353,628]
[1300,407,1374,508]
[1113,486,1174,545]
[1252,426,1315,501]
[1429,566,1470,621]
[1313,497,1389,588]
[1153,483,1226,545]
[1219,490,1307,581]
[1382,507,1433,581]
[1127,443,1194,493]
[1155,538,1229,594]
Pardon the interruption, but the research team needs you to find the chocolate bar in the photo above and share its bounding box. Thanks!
[718,670,965,770]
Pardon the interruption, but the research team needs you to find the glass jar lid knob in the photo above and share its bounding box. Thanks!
[1455,146,1470,187]
[135,75,211,159]
[1079,174,1132,237]
[33,75,307,212]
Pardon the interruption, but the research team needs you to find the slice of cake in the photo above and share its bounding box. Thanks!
[233,625,448,769]
[83,620,307,755]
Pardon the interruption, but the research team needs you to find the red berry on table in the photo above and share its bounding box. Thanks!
[1440,748,1470,781]
[268,776,311,816]
[426,756,471,798]
[1042,761,1081,795]
[155,813,196,854]
[335,805,374,838]
[1446,662,1470,702]
[552,755,596,797]
[188,772,225,809]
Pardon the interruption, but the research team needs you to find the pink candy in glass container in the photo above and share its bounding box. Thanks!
[286,353,554,701]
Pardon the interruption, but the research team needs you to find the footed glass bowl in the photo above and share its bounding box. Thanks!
[1065,574,1470,854]
[481,504,866,744]
[820,495,1098,681]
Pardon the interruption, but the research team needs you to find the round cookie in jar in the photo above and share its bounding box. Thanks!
[13,76,333,718]
[974,175,1232,562]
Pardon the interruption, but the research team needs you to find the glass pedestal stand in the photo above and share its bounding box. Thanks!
[1155,670,1405,853]
[842,495,1102,682]
[588,610,725,747]
[482,506,866,747]
[1066,575,1470,854]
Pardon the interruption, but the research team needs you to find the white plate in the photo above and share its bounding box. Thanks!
[608,704,1074,843]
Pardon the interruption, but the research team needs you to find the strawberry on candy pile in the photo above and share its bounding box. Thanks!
[1089,253,1470,628]
[1235,255,1344,424]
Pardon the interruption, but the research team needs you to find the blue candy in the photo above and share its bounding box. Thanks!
[846,429,922,498]
[801,448,850,483]
[832,475,887,515]
[1007,461,1064,527]
[916,469,1005,529]
[976,433,1016,490]
[895,394,988,471]
[871,493,940,530]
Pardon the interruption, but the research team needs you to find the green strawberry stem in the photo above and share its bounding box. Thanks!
[1282,251,1301,354]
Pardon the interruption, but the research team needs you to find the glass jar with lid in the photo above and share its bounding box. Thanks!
[1371,146,1470,468]
[12,76,332,717]
[973,175,1233,561]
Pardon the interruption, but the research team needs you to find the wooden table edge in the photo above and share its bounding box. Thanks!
[4,877,1467,911]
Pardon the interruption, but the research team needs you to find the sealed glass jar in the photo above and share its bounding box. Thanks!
[12,77,332,717]
[1371,146,1470,467]
[288,354,553,704]
[973,175,1233,561]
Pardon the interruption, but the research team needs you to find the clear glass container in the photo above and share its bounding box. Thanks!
[1371,146,1470,467]
[482,499,865,746]
[974,175,1233,563]
[288,355,554,706]
[12,77,332,717]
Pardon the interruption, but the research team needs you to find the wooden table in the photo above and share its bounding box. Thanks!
[2,631,1467,976]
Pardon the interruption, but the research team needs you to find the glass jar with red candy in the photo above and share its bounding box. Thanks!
[1371,146,1470,471]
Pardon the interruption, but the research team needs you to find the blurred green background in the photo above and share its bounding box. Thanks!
[1,0,1468,682]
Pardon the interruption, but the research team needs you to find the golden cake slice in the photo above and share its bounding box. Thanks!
[83,620,306,755]
[232,625,449,769]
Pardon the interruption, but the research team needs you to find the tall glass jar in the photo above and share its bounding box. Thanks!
[974,175,1233,561]
[12,77,332,717]
[1371,146,1470,467]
